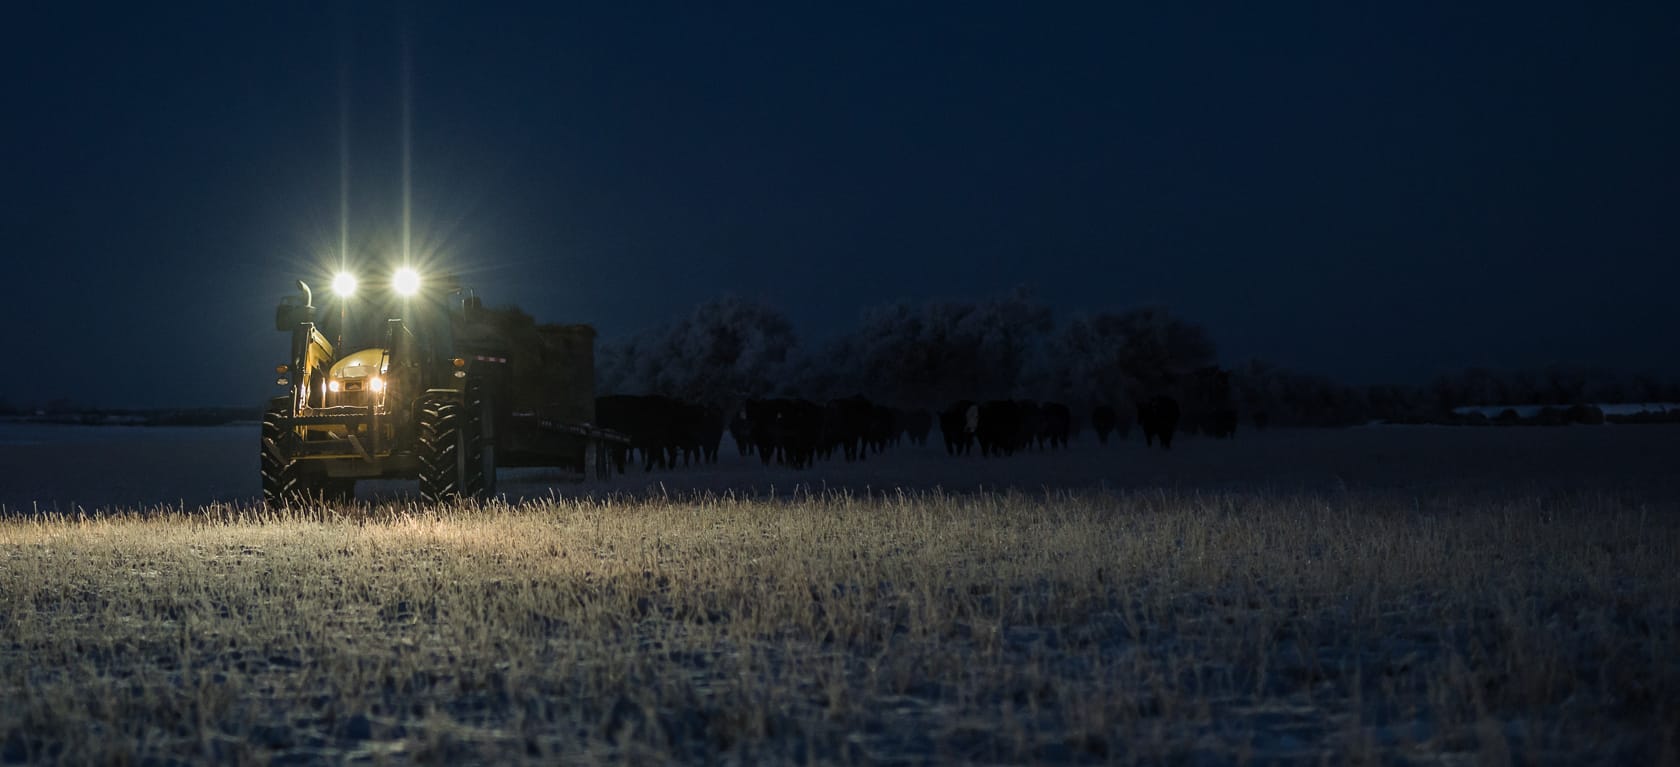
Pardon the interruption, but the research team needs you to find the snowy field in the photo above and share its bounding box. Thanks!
[2,424,1676,763]
[4,422,1680,513]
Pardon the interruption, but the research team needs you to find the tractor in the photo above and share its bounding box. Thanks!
[261,268,621,505]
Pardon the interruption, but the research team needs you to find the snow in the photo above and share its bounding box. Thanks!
[1451,402,1680,418]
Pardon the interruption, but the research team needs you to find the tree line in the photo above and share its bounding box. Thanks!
[589,291,1680,429]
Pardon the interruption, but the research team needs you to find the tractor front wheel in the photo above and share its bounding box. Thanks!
[260,401,299,507]
[418,396,491,503]
[462,376,496,499]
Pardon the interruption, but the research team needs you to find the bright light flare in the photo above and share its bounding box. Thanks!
[331,272,358,297]
[369,376,385,393]
[393,267,421,296]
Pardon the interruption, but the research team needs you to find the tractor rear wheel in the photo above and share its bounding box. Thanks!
[260,401,300,506]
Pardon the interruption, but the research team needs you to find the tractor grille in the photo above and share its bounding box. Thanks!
[326,389,374,408]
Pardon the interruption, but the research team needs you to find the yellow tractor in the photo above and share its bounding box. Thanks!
[262,270,620,505]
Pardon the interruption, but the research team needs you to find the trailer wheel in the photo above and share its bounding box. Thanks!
[418,397,465,503]
[260,401,300,507]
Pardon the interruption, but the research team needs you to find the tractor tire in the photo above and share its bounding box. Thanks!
[260,402,300,506]
[462,377,496,499]
[420,390,498,504]
[418,397,464,503]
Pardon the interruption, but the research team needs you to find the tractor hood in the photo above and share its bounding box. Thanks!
[329,348,388,379]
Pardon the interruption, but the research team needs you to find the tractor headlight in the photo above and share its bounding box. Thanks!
[393,267,421,296]
[328,380,341,393]
[369,376,385,393]
[332,271,357,297]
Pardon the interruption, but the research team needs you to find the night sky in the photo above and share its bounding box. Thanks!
[3,2,1676,409]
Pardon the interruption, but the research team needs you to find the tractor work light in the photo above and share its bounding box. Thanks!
[393,267,421,296]
[328,380,341,393]
[332,272,358,297]
[369,376,385,393]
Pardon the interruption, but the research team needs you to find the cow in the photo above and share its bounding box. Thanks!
[865,404,896,455]
[1136,396,1181,450]
[977,400,1023,457]
[940,400,978,456]
[596,394,682,471]
[1015,401,1045,451]
[672,402,705,467]
[1091,405,1117,445]
[888,408,910,448]
[729,407,753,456]
[1040,402,1071,450]
[744,399,785,466]
[744,398,824,469]
[780,399,825,469]
[826,395,873,462]
[695,404,725,462]
[903,410,933,446]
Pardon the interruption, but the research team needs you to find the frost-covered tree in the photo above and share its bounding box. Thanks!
[829,288,1054,407]
[1048,306,1217,408]
[596,296,798,405]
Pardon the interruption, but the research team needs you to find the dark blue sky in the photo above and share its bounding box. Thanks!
[3,2,1676,408]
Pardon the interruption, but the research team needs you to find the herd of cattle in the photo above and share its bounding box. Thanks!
[593,393,1235,473]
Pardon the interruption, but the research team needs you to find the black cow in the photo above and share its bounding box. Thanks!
[744,399,785,466]
[865,404,896,455]
[596,394,682,471]
[1015,401,1045,451]
[1091,405,1117,445]
[695,404,725,462]
[781,399,825,469]
[940,400,978,456]
[1040,402,1071,450]
[903,410,933,446]
[826,395,873,461]
[977,400,1022,457]
[744,398,824,469]
[1137,396,1181,450]
[729,407,753,456]
[818,402,843,461]
[672,402,705,466]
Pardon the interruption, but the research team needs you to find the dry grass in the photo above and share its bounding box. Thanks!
[1,488,1677,764]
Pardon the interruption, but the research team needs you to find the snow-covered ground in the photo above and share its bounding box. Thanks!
[5,422,1680,513]
[4,423,1675,763]
[1451,402,1680,418]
